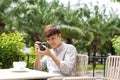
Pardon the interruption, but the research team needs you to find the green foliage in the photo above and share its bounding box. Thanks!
[0,30,25,54]
[1,0,64,46]
[0,30,25,68]
[1,0,120,56]
[111,36,120,55]
[24,47,36,69]
[60,25,84,39]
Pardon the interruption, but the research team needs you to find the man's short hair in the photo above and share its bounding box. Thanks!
[44,24,61,38]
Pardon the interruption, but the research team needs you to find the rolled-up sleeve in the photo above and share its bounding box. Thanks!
[59,45,77,76]
[40,56,47,70]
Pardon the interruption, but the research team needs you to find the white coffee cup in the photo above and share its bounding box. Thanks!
[13,61,27,70]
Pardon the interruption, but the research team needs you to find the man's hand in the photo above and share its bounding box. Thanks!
[34,43,41,56]
[38,45,52,56]
[35,42,51,56]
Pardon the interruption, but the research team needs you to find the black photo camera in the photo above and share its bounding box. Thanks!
[37,42,48,51]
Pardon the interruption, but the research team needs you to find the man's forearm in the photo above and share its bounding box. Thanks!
[49,53,61,67]
[34,55,40,70]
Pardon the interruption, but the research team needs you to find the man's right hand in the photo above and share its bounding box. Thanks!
[35,42,41,56]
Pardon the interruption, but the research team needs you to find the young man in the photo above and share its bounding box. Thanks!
[34,24,77,76]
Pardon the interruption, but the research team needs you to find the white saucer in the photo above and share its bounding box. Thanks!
[10,68,29,72]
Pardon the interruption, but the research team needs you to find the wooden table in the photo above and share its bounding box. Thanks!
[0,69,60,80]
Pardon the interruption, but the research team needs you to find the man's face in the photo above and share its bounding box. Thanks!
[46,34,62,49]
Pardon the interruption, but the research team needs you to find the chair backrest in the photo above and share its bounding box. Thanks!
[76,54,88,76]
[63,77,96,80]
[105,56,120,80]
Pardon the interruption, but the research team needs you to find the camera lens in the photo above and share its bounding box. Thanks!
[40,45,46,51]
[37,42,48,51]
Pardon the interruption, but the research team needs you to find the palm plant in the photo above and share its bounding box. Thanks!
[0,0,12,33]
[2,0,64,46]
[61,1,120,56]
[1,0,120,55]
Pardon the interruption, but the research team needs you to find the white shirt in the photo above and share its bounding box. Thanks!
[39,43,77,76]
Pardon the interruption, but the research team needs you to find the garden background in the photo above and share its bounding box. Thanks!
[0,0,120,70]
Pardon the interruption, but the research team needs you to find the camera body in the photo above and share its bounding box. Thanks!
[37,42,48,51]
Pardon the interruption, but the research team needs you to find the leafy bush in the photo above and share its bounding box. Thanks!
[0,30,25,68]
[112,36,120,55]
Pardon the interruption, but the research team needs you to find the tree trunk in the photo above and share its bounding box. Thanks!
[91,38,100,68]
[33,32,42,42]
[110,42,115,55]
[66,38,73,44]
[87,47,91,64]
[0,21,5,33]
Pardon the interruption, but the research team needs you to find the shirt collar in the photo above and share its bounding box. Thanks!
[54,43,64,53]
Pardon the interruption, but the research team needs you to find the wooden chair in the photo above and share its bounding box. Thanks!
[104,55,120,80]
[76,54,88,76]
[63,77,96,80]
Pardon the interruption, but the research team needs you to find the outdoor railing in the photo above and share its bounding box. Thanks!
[0,54,107,77]
[89,56,107,77]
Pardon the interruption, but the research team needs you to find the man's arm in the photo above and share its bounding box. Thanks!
[47,45,77,75]
[49,53,61,67]
[39,45,77,75]
[58,45,77,75]
[34,43,41,70]
[34,54,41,70]
[36,45,61,67]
